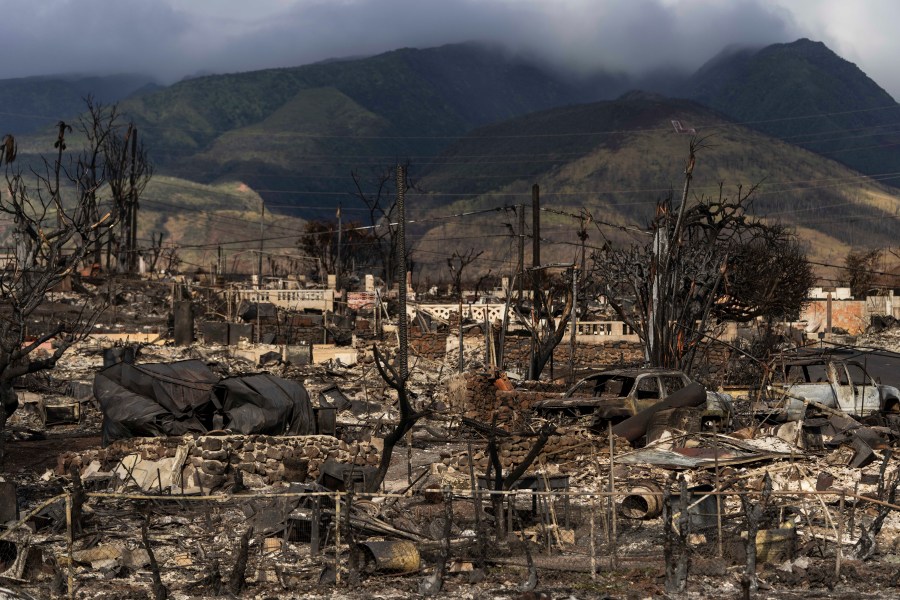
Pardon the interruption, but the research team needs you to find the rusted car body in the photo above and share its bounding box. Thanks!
[534,368,733,429]
[761,358,900,422]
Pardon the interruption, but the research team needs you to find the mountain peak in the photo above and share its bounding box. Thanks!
[682,37,900,183]
[785,37,828,49]
[764,37,845,63]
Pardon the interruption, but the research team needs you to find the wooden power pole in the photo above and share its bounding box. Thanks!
[530,184,540,380]
[396,164,409,381]
[129,127,138,273]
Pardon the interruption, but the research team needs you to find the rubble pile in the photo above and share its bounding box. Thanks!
[9,276,900,598]
[445,426,617,472]
[447,371,564,425]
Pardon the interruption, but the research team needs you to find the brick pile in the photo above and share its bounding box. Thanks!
[446,372,564,428]
[409,332,446,360]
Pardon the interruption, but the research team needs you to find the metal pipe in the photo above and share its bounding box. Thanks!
[620,481,664,519]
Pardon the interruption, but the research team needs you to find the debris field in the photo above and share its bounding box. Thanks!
[3,281,900,600]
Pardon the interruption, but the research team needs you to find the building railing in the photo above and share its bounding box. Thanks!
[232,288,334,312]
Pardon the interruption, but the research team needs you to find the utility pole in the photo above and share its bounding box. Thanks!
[257,199,265,287]
[569,267,578,385]
[336,203,343,312]
[579,211,588,275]
[129,127,138,273]
[529,184,540,380]
[396,164,409,381]
[518,204,525,302]
[458,288,464,374]
[532,185,540,298]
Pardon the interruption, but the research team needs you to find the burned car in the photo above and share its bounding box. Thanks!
[757,358,900,422]
[534,368,733,430]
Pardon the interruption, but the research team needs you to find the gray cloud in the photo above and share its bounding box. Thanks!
[203,0,800,78]
[0,0,190,78]
[0,0,854,92]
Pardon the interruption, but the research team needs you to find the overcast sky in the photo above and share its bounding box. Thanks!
[2,0,899,99]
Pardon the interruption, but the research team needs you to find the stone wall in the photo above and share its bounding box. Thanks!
[59,434,380,492]
[692,343,735,386]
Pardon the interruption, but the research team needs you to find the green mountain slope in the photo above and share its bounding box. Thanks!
[409,94,900,275]
[680,38,900,180]
[113,43,619,216]
[0,168,303,276]
[137,175,305,273]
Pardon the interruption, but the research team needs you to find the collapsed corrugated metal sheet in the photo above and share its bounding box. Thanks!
[96,360,218,444]
[213,374,315,435]
[95,360,315,444]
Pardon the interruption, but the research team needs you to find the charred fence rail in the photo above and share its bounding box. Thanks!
[1,485,897,598]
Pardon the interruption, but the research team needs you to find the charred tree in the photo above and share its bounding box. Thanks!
[141,520,168,600]
[297,219,375,282]
[740,472,773,594]
[0,101,150,461]
[512,269,574,379]
[366,344,427,492]
[447,249,483,372]
[484,420,555,537]
[844,248,882,298]
[589,141,813,371]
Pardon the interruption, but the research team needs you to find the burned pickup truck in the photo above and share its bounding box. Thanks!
[534,368,733,432]
[756,358,900,422]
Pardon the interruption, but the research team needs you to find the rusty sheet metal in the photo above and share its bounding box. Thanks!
[358,540,421,573]
[612,382,706,443]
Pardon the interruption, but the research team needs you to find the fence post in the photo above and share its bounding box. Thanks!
[311,495,321,556]
[334,492,341,585]
[590,497,597,579]
[837,491,844,578]
[608,422,617,569]
[65,493,74,600]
